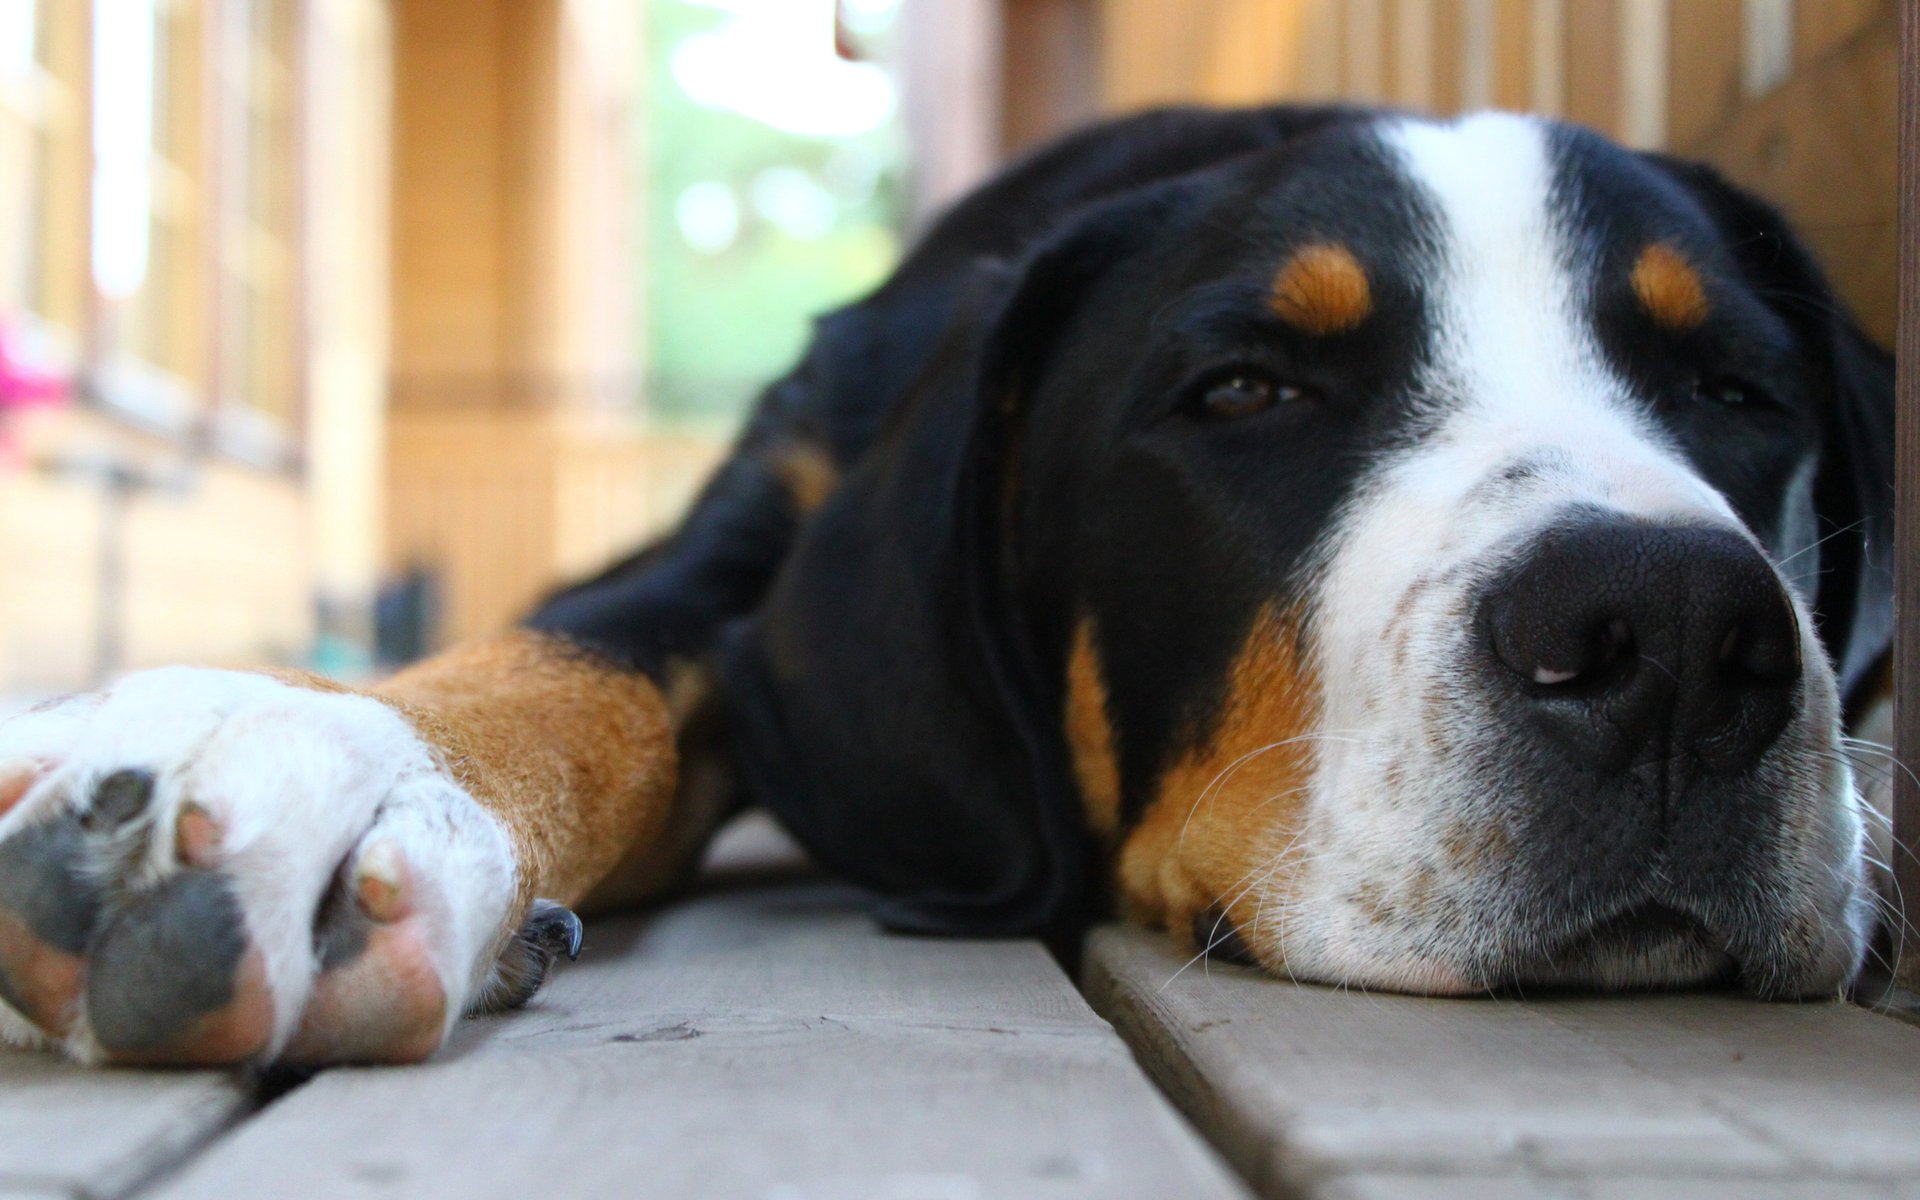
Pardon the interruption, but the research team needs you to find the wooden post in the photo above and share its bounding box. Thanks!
[1894,0,1920,988]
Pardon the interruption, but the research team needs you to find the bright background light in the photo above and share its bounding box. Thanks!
[0,0,37,83]
[91,0,157,301]
[669,0,896,139]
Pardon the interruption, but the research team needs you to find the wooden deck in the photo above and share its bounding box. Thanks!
[7,817,1920,1200]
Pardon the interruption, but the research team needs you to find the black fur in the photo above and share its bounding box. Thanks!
[524,106,1893,944]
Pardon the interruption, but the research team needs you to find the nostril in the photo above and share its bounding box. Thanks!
[1714,606,1802,688]
[1525,616,1635,691]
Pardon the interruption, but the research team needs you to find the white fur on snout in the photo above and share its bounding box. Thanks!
[0,670,520,1063]
[1249,114,1867,993]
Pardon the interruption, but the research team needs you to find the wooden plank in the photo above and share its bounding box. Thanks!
[1667,0,1744,149]
[1296,0,1344,101]
[1083,924,1920,1198]
[1001,0,1102,156]
[1742,0,1796,95]
[1325,1174,1920,1199]
[1893,0,1920,990]
[1528,0,1565,115]
[1563,0,1623,139]
[1487,0,1532,110]
[1619,0,1668,149]
[1342,0,1389,102]
[1198,0,1299,105]
[1385,0,1435,111]
[1796,0,1889,67]
[1429,0,1465,115]
[0,1050,248,1199]
[1687,6,1897,345]
[145,824,1247,1200]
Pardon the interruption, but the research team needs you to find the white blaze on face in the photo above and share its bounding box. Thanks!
[1385,114,1739,534]
[1246,114,1866,994]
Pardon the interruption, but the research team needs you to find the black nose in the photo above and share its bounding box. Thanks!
[1479,519,1801,775]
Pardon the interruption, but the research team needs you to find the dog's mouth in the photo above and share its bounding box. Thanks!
[1499,901,1740,993]
[1564,902,1702,951]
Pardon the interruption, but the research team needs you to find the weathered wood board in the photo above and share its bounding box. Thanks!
[1084,924,1920,1199]
[142,826,1245,1200]
[0,1049,248,1200]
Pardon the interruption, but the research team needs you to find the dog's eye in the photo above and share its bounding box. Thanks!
[1693,377,1756,409]
[1194,373,1304,419]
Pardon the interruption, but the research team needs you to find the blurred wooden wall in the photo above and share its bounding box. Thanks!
[999,0,1896,344]
[386,0,721,647]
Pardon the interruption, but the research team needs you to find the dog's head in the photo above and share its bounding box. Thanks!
[734,111,1892,997]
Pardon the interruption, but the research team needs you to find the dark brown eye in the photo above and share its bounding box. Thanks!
[1694,377,1753,408]
[1195,373,1303,419]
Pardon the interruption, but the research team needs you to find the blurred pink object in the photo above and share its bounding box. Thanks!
[0,314,71,466]
[0,315,70,411]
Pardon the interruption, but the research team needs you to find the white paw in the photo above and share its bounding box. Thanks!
[0,668,542,1066]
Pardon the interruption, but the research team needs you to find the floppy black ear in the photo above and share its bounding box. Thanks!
[1650,156,1895,717]
[719,198,1165,941]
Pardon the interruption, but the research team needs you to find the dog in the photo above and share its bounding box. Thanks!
[0,106,1894,1066]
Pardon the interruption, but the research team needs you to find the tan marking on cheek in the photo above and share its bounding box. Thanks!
[1631,242,1710,332]
[771,441,841,515]
[1269,243,1372,335]
[1065,618,1123,838]
[1117,606,1319,956]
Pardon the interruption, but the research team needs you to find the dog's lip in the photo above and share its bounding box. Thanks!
[1559,901,1703,951]
[1467,900,1742,994]
[1524,899,1737,981]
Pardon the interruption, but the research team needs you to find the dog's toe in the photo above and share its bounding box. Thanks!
[0,811,103,1035]
[87,870,274,1064]
[285,839,450,1066]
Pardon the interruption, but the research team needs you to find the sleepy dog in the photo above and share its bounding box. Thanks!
[0,106,1894,1066]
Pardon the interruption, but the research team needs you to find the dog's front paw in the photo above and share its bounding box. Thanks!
[0,668,533,1067]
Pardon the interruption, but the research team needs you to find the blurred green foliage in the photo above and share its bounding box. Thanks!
[642,0,906,431]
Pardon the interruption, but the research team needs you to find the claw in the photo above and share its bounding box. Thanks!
[526,900,585,962]
[473,900,584,1013]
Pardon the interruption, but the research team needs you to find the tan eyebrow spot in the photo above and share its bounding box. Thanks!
[1269,243,1372,335]
[1631,242,1710,332]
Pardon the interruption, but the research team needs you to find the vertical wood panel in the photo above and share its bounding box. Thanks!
[1742,0,1795,95]
[1892,0,1920,988]
[1528,0,1564,115]
[1343,0,1388,100]
[1458,0,1496,110]
[1797,0,1889,66]
[1200,0,1299,104]
[1488,0,1532,109]
[1296,0,1344,100]
[1429,0,1466,113]
[1667,0,1744,149]
[1564,0,1623,137]
[1619,0,1668,148]
[1001,0,1101,154]
[1387,0,1434,109]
